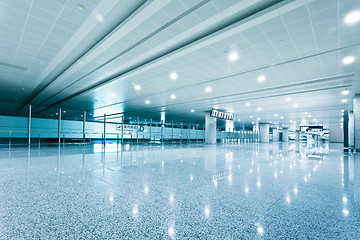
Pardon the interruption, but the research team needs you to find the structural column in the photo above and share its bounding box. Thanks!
[353,95,360,151]
[349,111,354,148]
[344,110,349,151]
[282,128,289,142]
[259,123,270,143]
[205,114,216,144]
[272,129,280,142]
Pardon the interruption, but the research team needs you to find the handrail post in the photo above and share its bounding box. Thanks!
[83,111,86,145]
[103,114,106,145]
[172,121,174,143]
[150,119,152,143]
[28,105,31,146]
[121,115,124,144]
[136,117,139,145]
[9,131,11,149]
[58,108,61,145]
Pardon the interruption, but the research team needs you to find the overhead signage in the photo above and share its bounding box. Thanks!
[300,126,323,132]
[210,109,234,120]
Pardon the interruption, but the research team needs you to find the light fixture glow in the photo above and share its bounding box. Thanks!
[171,94,176,99]
[134,84,141,90]
[170,72,178,80]
[257,75,266,82]
[257,107,262,111]
[205,87,212,92]
[293,104,299,108]
[168,227,175,235]
[245,102,250,107]
[228,52,239,61]
[343,56,355,64]
[345,11,360,24]
[204,207,210,215]
[342,99,348,103]
[191,109,195,112]
[145,100,150,104]
[285,97,291,102]
[257,227,264,235]
[342,90,349,95]
[111,93,116,97]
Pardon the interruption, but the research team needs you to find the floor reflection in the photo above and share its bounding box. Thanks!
[0,142,359,238]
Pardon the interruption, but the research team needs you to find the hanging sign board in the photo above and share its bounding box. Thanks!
[210,109,234,120]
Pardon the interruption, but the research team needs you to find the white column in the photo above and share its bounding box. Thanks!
[205,114,217,144]
[282,128,289,142]
[273,129,280,142]
[259,123,269,143]
[354,95,360,151]
[349,111,354,148]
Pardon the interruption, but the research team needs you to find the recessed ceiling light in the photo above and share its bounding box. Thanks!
[238,119,241,121]
[342,90,349,95]
[134,84,141,90]
[280,116,284,119]
[170,72,178,80]
[274,114,278,117]
[308,115,312,117]
[205,87,212,92]
[342,99,348,103]
[257,117,261,120]
[171,94,176,99]
[257,75,266,82]
[345,11,360,24]
[257,107,262,111]
[111,93,116,97]
[250,115,253,118]
[343,56,355,64]
[304,112,308,115]
[77,4,85,11]
[190,109,194,112]
[285,97,291,102]
[95,14,104,23]
[293,104,299,107]
[145,100,150,104]
[245,102,250,107]
[228,52,239,61]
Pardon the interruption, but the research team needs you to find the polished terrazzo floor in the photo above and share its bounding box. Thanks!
[0,142,359,239]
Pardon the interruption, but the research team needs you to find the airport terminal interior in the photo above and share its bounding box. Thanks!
[0,0,360,239]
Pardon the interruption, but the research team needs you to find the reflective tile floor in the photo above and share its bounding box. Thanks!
[0,142,359,239]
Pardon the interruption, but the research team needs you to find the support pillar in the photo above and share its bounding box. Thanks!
[282,128,289,142]
[205,114,216,144]
[344,110,349,152]
[259,123,270,143]
[354,95,360,151]
[272,129,280,142]
[349,111,354,148]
